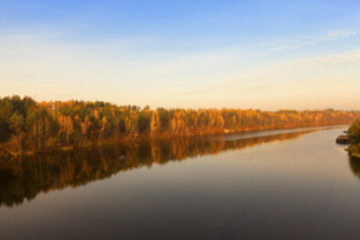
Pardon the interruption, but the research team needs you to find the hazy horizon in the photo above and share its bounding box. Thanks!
[1,0,360,110]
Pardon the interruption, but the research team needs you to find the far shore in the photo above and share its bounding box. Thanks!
[0,123,348,159]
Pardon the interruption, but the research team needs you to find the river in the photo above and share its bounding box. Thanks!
[1,126,360,239]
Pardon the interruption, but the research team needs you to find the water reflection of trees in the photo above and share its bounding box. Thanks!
[348,157,360,180]
[0,130,311,207]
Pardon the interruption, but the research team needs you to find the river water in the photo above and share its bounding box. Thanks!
[1,126,360,239]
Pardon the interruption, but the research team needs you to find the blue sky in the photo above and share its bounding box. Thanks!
[1,0,360,110]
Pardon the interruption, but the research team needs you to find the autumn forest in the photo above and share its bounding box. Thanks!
[1,95,359,158]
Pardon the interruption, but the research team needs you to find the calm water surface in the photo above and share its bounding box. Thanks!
[1,126,360,239]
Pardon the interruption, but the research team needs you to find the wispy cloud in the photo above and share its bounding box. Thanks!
[264,29,359,53]
[265,48,360,74]
[174,81,235,96]
[177,48,360,96]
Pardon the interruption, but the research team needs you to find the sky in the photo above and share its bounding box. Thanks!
[1,0,360,110]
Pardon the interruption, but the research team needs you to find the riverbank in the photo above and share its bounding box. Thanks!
[347,145,360,159]
[0,123,349,159]
[344,119,360,159]
[1,96,359,159]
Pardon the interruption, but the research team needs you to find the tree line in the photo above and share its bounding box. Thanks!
[1,95,359,157]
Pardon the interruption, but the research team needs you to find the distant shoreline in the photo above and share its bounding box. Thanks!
[0,122,349,159]
[0,95,358,159]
